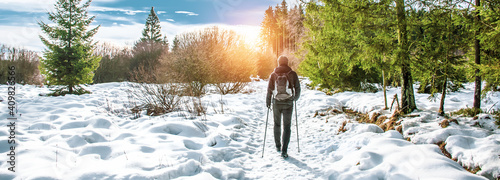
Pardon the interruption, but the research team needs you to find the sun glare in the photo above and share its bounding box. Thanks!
[228,25,262,51]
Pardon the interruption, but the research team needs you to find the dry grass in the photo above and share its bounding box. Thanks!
[439,119,459,128]
[345,108,403,133]
[128,83,183,116]
[314,108,343,118]
[436,141,452,159]
[377,110,402,132]
[343,107,368,122]
[338,121,348,134]
[436,141,483,175]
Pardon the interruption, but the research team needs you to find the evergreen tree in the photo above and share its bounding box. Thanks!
[412,8,469,116]
[172,37,180,52]
[140,7,167,45]
[476,0,500,93]
[258,6,279,78]
[299,1,394,91]
[38,0,101,94]
[473,0,482,110]
[396,0,417,114]
[299,0,417,113]
[275,0,289,54]
[260,6,278,55]
[287,5,305,52]
[131,6,169,83]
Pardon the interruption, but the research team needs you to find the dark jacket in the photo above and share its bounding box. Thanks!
[266,65,301,107]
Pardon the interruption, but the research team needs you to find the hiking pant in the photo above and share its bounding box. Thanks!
[273,102,293,154]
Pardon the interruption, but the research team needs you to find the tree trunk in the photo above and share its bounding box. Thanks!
[396,0,417,114]
[473,0,482,110]
[276,30,279,57]
[68,3,73,94]
[383,69,388,110]
[438,76,447,116]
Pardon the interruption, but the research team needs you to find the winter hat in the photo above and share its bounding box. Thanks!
[278,55,288,66]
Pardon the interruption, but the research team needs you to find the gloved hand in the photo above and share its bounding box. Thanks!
[266,100,271,108]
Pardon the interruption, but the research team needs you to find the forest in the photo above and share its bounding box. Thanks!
[0,1,499,179]
[259,0,499,115]
[0,0,498,116]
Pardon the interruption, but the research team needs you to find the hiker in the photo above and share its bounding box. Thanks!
[266,55,301,158]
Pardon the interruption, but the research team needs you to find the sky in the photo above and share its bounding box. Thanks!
[0,0,299,51]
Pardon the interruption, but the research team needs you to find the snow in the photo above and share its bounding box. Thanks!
[0,80,498,179]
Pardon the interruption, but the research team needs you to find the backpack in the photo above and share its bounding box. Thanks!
[273,71,294,101]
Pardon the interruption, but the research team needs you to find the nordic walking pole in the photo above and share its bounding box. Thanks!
[295,100,300,153]
[262,106,270,158]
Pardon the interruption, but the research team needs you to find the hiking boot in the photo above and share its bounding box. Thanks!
[276,147,281,152]
[281,153,288,159]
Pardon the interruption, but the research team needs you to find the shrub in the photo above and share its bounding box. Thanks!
[162,26,257,96]
[93,43,132,83]
[0,45,42,85]
[492,109,500,128]
[449,108,483,117]
[128,83,182,116]
[256,50,276,79]
[129,41,167,83]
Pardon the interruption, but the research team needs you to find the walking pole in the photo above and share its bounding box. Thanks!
[262,106,270,158]
[295,100,300,153]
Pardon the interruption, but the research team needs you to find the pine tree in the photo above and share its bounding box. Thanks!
[140,7,167,45]
[287,5,305,52]
[396,0,417,114]
[473,0,482,110]
[298,0,418,113]
[260,6,277,55]
[478,0,500,92]
[299,0,393,92]
[172,37,180,52]
[131,6,169,83]
[412,8,469,116]
[38,0,101,95]
[275,0,288,54]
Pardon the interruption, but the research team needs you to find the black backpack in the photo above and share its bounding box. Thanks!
[273,71,294,101]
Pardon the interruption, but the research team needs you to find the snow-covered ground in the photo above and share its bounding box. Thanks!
[0,79,498,179]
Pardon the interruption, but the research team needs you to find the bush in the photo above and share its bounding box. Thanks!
[215,82,248,95]
[256,50,277,79]
[300,61,381,92]
[492,110,500,127]
[93,43,132,83]
[0,45,42,85]
[449,108,483,117]
[129,41,167,83]
[128,83,182,116]
[162,26,257,96]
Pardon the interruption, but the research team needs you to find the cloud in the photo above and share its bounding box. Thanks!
[175,11,199,16]
[94,14,132,23]
[89,6,148,15]
[157,11,167,14]
[93,23,143,47]
[0,0,129,13]
[0,0,56,13]
[0,19,261,52]
[0,24,44,51]
[166,19,175,22]
[93,0,122,2]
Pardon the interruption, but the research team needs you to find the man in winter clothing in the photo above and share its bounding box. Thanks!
[266,55,301,158]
